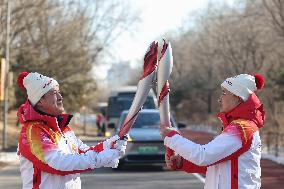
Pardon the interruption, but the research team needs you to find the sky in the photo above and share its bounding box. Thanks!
[95,0,235,80]
[113,0,209,62]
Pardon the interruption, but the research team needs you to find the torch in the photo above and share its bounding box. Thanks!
[157,39,177,168]
[117,41,159,138]
[95,41,158,153]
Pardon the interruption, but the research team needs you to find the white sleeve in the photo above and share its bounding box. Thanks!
[43,136,122,171]
[44,149,98,171]
[164,132,242,166]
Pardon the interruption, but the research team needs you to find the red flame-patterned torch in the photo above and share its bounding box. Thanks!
[117,41,158,138]
[157,40,176,167]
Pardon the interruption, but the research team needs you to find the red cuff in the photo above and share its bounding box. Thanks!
[166,130,179,138]
[181,158,207,174]
[90,142,104,153]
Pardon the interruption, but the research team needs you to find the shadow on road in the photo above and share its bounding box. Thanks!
[83,165,173,175]
[114,165,167,172]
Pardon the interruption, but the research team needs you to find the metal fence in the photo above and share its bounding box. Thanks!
[261,132,284,158]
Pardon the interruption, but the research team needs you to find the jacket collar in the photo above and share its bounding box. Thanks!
[217,93,265,128]
[17,100,73,132]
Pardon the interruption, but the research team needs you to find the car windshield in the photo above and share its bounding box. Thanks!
[107,95,155,117]
[119,112,160,129]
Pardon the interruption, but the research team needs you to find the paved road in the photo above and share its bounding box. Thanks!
[0,139,204,189]
[81,166,204,189]
[0,162,204,189]
[0,163,21,189]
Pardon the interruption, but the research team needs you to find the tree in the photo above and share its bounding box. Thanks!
[167,0,284,155]
[0,0,140,111]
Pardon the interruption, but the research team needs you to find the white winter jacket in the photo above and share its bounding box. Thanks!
[164,93,265,189]
[17,101,117,189]
[165,125,261,189]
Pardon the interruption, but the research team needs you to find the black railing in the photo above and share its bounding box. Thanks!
[261,132,284,157]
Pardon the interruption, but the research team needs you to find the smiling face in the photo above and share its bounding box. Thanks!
[218,88,243,113]
[36,85,64,116]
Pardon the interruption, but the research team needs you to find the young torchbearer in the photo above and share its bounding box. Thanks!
[160,73,265,189]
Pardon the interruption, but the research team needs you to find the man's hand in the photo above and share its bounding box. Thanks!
[103,135,120,149]
[113,134,128,157]
[95,148,120,168]
[165,153,183,170]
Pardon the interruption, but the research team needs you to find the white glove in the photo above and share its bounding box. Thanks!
[102,135,120,149]
[95,148,120,168]
[102,135,128,157]
[114,134,128,157]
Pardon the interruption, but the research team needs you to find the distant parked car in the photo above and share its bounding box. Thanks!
[115,109,185,169]
[106,86,157,131]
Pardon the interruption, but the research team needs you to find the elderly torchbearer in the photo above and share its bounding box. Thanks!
[17,72,127,189]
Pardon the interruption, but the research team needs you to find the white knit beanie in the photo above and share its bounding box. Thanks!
[221,73,265,101]
[17,72,59,106]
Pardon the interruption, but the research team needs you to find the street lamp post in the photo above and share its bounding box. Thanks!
[82,94,87,136]
[82,106,86,135]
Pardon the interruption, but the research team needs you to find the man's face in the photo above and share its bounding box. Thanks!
[218,88,242,113]
[37,86,64,116]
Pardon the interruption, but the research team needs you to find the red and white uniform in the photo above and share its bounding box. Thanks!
[164,93,265,189]
[17,101,111,189]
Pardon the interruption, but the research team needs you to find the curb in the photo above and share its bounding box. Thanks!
[0,152,19,163]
